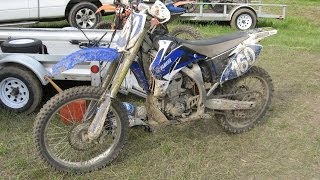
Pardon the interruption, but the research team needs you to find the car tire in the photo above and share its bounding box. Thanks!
[1,38,43,53]
[0,66,42,114]
[68,2,102,29]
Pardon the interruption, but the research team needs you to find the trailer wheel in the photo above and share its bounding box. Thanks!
[230,8,257,30]
[68,2,102,29]
[0,66,42,114]
[1,38,42,54]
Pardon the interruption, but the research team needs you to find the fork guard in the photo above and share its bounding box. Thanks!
[51,47,119,76]
[205,99,256,110]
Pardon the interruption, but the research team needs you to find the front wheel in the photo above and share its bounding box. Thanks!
[215,66,273,133]
[34,86,129,173]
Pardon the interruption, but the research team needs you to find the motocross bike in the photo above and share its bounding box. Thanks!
[34,0,277,173]
[95,0,202,40]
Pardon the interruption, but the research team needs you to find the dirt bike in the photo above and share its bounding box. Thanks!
[95,0,202,40]
[34,0,277,174]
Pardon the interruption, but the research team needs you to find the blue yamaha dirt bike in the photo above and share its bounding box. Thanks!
[34,0,277,174]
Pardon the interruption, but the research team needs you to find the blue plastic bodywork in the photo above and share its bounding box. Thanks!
[151,45,205,80]
[51,47,119,75]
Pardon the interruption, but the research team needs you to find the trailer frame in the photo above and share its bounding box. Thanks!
[179,0,286,29]
[0,27,145,113]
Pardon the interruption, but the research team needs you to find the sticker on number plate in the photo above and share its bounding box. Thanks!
[220,44,262,83]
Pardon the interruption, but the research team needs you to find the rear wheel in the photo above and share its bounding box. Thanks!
[214,66,273,133]
[34,86,129,173]
[170,25,203,40]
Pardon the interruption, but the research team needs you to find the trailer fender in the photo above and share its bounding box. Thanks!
[228,5,257,20]
[0,54,49,85]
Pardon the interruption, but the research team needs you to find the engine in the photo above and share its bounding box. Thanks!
[157,73,197,118]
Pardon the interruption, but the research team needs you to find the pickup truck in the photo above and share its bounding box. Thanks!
[0,0,114,28]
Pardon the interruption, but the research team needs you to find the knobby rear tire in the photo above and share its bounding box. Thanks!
[170,25,203,40]
[217,66,273,133]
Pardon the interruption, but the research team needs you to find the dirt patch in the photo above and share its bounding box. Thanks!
[311,99,320,124]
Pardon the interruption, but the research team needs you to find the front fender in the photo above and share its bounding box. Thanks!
[52,47,119,75]
[0,54,49,85]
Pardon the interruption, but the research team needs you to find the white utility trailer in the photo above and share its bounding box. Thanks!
[179,0,286,30]
[0,27,145,113]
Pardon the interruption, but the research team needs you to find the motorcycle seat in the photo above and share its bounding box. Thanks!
[176,31,249,57]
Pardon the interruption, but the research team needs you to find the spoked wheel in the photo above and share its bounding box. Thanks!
[215,66,273,133]
[170,25,203,40]
[34,86,129,173]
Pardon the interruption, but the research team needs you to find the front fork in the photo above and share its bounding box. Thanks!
[86,29,148,141]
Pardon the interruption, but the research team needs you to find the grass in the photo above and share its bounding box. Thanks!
[1,0,320,179]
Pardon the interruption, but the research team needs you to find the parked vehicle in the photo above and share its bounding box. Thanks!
[0,0,114,28]
[178,0,286,30]
[34,0,277,173]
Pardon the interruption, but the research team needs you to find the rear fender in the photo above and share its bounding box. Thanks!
[0,54,49,85]
[52,47,119,75]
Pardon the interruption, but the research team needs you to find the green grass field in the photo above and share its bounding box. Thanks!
[1,0,320,179]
